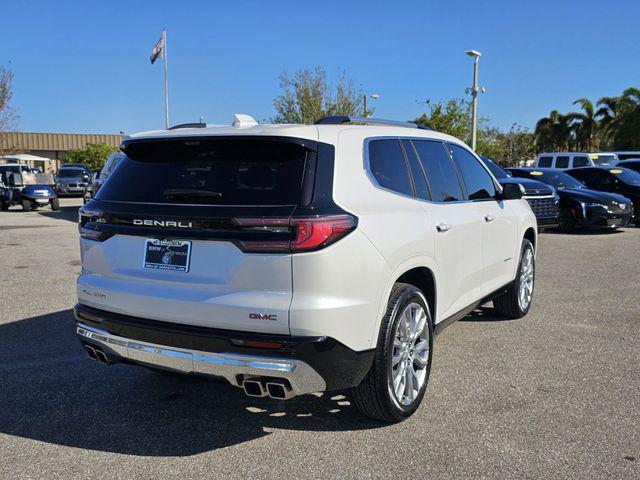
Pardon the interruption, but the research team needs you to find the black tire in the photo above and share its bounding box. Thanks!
[350,283,434,423]
[558,207,576,232]
[21,199,32,212]
[50,197,60,211]
[0,201,8,211]
[493,239,535,319]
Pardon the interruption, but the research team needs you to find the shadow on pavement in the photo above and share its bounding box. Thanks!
[37,205,81,223]
[459,306,520,323]
[0,310,383,456]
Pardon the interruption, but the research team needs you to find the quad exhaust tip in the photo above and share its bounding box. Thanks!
[83,344,111,365]
[266,381,294,400]
[243,379,268,397]
[242,379,295,400]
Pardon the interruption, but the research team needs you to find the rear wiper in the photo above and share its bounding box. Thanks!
[163,188,223,199]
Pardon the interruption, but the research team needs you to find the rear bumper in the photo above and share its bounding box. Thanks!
[74,304,374,393]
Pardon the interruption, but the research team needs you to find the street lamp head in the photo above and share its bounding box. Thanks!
[369,93,380,100]
[465,50,482,58]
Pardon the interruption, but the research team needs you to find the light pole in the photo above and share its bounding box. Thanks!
[465,50,485,150]
[363,93,380,118]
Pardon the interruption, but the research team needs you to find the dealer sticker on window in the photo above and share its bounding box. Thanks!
[143,239,191,272]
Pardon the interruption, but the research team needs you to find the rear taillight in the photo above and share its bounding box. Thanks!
[237,214,357,253]
[78,206,113,242]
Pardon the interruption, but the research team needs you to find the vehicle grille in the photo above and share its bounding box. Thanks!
[526,197,558,224]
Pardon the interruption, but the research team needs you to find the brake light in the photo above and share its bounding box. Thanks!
[237,214,357,253]
[291,215,357,251]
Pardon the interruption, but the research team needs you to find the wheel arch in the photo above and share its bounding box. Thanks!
[524,226,536,251]
[370,259,438,350]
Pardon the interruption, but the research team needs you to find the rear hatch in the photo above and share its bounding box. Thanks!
[78,136,316,334]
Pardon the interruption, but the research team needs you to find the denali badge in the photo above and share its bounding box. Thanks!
[133,219,193,228]
[249,313,278,321]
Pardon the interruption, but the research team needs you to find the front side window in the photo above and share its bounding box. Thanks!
[448,144,496,200]
[368,139,413,197]
[412,140,464,202]
[538,156,553,167]
[97,138,309,205]
[555,156,570,168]
[572,156,590,168]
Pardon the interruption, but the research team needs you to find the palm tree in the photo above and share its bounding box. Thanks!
[596,95,620,149]
[567,98,599,151]
[534,110,572,151]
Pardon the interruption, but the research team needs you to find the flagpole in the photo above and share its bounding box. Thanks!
[162,30,169,129]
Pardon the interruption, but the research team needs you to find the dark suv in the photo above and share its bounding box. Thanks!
[481,156,559,229]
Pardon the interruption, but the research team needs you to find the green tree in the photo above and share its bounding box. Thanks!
[567,98,599,151]
[412,98,474,141]
[534,110,572,152]
[272,66,368,124]
[62,143,117,172]
[0,66,19,155]
[610,87,640,150]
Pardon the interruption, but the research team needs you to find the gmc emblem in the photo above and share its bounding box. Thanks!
[249,313,278,321]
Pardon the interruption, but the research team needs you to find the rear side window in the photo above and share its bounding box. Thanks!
[572,156,590,167]
[97,138,309,205]
[538,156,552,167]
[412,140,464,202]
[448,144,496,200]
[401,140,430,200]
[556,156,570,168]
[368,139,413,196]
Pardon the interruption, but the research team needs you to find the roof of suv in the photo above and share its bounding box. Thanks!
[125,117,467,146]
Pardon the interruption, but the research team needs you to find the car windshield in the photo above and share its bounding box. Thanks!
[525,170,585,189]
[480,156,510,179]
[58,169,85,178]
[590,154,617,166]
[609,168,640,186]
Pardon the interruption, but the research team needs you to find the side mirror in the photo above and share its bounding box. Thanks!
[500,182,525,200]
[9,172,23,187]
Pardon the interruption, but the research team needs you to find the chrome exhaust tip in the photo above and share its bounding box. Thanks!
[266,381,294,400]
[84,345,98,361]
[94,349,110,365]
[243,379,267,397]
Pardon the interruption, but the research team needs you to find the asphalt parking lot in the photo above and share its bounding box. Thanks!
[0,198,638,480]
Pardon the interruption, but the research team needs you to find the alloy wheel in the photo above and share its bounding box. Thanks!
[389,302,430,406]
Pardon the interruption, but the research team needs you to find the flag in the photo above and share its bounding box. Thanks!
[150,34,165,64]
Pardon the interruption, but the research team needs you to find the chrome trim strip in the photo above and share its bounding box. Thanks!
[76,323,326,395]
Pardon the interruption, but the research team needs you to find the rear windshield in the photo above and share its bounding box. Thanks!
[96,138,309,205]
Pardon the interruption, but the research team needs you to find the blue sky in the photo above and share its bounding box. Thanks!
[3,0,639,135]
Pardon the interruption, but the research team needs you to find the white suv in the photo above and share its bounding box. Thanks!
[75,115,537,422]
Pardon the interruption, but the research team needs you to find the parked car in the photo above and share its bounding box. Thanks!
[617,160,640,174]
[481,156,559,230]
[0,164,59,211]
[566,166,640,226]
[535,152,618,169]
[61,162,92,172]
[598,151,640,161]
[508,168,633,231]
[75,114,537,422]
[56,166,91,196]
[88,152,124,199]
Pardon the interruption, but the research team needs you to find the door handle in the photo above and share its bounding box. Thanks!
[436,222,451,233]
[484,214,496,223]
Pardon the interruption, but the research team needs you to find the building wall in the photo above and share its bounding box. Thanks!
[0,131,123,173]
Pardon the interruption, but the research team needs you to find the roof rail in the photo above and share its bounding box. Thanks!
[314,115,431,130]
[167,122,207,130]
